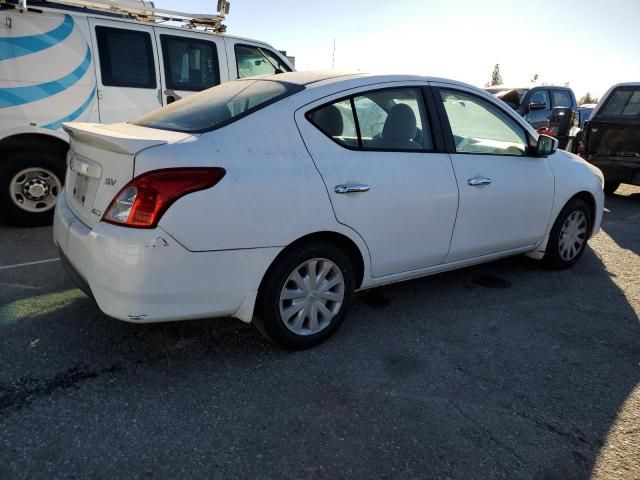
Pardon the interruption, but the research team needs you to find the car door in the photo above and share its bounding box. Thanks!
[154,29,227,105]
[89,19,161,123]
[296,84,459,277]
[431,83,555,263]
[524,88,552,130]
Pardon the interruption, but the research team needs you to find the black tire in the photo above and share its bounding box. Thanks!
[542,198,592,270]
[254,242,356,350]
[603,181,620,196]
[0,150,65,227]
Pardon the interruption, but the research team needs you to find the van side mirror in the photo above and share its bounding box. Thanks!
[537,134,558,156]
[529,102,546,111]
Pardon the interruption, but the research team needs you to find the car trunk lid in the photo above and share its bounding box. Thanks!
[62,122,193,228]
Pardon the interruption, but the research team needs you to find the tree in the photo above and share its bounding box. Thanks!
[531,73,539,84]
[490,64,503,86]
[579,92,599,105]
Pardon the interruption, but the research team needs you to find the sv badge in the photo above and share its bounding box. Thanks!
[105,178,117,186]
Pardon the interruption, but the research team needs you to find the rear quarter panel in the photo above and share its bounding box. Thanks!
[135,101,361,254]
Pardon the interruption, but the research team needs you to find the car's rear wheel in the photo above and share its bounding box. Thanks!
[542,198,592,269]
[254,243,355,350]
[603,181,620,196]
[0,151,65,227]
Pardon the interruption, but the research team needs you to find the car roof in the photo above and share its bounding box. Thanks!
[258,71,480,90]
[487,85,572,91]
[606,82,640,88]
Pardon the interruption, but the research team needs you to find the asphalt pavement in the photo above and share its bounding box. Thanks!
[1,186,639,479]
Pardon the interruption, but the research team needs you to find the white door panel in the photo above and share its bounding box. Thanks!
[296,86,458,277]
[430,82,555,263]
[445,154,554,262]
[89,19,162,123]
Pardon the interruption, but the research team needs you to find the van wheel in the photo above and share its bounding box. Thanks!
[254,243,355,350]
[542,198,592,270]
[603,181,620,196]
[0,150,65,227]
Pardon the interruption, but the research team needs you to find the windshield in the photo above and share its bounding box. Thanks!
[132,79,303,133]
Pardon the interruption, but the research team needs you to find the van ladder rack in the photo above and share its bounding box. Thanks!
[2,0,231,33]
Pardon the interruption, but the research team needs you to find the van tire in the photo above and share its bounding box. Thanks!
[0,150,65,227]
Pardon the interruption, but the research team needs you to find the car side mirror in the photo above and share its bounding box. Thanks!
[529,102,546,111]
[537,134,558,156]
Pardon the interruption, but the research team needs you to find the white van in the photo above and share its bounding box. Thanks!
[0,0,294,225]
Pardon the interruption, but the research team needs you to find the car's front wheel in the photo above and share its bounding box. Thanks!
[254,243,355,350]
[542,198,592,269]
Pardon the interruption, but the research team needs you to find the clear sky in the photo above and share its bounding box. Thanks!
[160,0,640,100]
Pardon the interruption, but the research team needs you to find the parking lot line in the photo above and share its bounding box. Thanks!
[0,258,60,271]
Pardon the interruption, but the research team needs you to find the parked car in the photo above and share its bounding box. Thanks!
[54,72,605,349]
[486,85,579,151]
[579,83,640,194]
[578,103,597,129]
[0,0,294,226]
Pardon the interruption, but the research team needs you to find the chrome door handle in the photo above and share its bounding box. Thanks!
[467,176,492,186]
[334,184,370,194]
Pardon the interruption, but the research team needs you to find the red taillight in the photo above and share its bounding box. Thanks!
[103,167,226,228]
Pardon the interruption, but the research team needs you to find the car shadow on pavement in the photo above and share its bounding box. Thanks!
[602,187,640,256]
[1,232,639,478]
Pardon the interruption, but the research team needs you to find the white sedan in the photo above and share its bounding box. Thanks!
[54,72,605,349]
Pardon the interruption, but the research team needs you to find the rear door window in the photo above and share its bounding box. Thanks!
[354,88,433,150]
[529,89,550,108]
[160,35,219,91]
[307,87,433,151]
[235,44,291,78]
[551,89,573,108]
[307,99,358,148]
[599,88,640,117]
[95,26,156,88]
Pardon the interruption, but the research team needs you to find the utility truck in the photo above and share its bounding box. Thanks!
[0,0,293,225]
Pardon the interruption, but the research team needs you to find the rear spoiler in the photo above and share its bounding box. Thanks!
[62,122,191,155]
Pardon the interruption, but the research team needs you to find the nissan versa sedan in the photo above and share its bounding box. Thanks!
[54,72,605,349]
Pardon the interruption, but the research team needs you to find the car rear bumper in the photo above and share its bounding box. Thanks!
[587,156,640,185]
[53,192,280,323]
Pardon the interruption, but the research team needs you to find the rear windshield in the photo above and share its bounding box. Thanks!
[598,88,640,117]
[132,79,303,133]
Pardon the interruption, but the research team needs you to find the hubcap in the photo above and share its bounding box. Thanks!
[9,167,61,213]
[558,210,588,261]
[279,258,345,336]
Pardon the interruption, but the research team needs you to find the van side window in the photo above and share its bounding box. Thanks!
[234,44,291,78]
[95,27,156,89]
[160,35,219,91]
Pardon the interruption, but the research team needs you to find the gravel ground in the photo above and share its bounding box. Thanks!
[0,185,638,480]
